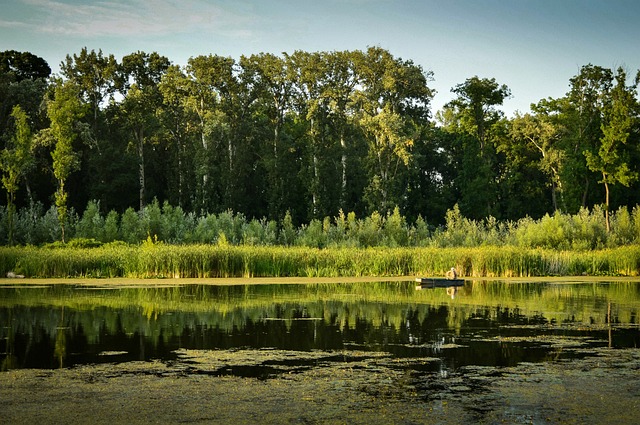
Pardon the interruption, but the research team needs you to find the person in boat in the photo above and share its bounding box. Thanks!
[445,267,457,280]
[445,267,459,298]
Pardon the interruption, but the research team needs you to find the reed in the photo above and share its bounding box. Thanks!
[1,244,639,279]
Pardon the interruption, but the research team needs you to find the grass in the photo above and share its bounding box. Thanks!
[1,243,639,279]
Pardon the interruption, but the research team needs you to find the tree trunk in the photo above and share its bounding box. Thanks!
[178,138,183,208]
[581,177,590,208]
[7,192,15,246]
[604,173,611,233]
[138,128,145,211]
[25,179,33,205]
[310,117,318,217]
[340,132,348,210]
[57,180,66,244]
[551,180,558,212]
[312,153,318,216]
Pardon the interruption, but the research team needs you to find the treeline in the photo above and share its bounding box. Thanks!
[2,199,639,251]
[2,48,640,245]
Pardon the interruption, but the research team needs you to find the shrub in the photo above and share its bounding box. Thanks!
[103,210,120,242]
[142,199,163,240]
[120,207,143,244]
[76,200,104,241]
[298,219,326,248]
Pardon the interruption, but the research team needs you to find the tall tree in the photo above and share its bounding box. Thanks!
[158,64,193,209]
[60,48,118,134]
[584,67,639,231]
[508,101,564,211]
[0,106,34,244]
[181,55,236,212]
[440,76,510,219]
[240,53,296,220]
[288,50,332,218]
[45,80,84,242]
[117,51,170,210]
[559,64,613,212]
[354,47,433,215]
[323,51,360,211]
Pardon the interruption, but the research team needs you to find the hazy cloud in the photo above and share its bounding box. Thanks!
[17,0,255,38]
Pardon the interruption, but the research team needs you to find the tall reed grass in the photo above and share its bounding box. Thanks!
[2,243,639,279]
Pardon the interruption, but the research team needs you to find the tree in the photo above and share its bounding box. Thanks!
[353,47,433,215]
[559,64,613,212]
[322,51,360,211]
[584,68,639,231]
[45,80,84,242]
[117,51,170,210]
[288,50,328,218]
[240,53,296,220]
[439,76,510,219]
[1,106,34,244]
[158,64,193,209]
[446,76,511,153]
[508,102,564,211]
[182,55,236,211]
[0,51,50,156]
[60,48,117,134]
[0,50,51,81]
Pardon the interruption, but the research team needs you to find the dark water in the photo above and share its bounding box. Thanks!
[1,280,639,373]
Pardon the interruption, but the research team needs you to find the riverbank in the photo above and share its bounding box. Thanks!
[2,275,640,288]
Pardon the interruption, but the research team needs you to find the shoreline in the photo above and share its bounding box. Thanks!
[2,275,640,286]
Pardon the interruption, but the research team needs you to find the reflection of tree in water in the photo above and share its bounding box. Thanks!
[1,282,640,370]
[0,309,18,371]
[53,306,66,368]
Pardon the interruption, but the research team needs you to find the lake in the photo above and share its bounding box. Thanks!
[2,279,639,373]
[2,278,640,424]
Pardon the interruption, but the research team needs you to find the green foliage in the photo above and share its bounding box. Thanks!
[76,200,104,241]
[103,210,119,242]
[280,210,297,246]
[120,207,143,244]
[297,219,326,248]
[5,49,640,253]
[512,207,607,250]
[46,79,84,242]
[7,201,640,255]
[65,238,103,248]
[1,105,34,245]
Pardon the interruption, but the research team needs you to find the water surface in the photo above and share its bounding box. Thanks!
[1,280,639,373]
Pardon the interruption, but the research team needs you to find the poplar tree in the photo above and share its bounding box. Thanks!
[0,105,33,244]
[46,80,83,243]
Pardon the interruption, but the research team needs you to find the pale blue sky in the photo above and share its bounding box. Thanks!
[2,0,639,115]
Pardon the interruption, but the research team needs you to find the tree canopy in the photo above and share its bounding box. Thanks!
[2,48,640,244]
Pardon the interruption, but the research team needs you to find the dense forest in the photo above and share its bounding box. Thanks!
[2,47,640,246]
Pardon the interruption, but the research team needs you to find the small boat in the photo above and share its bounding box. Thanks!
[415,277,465,290]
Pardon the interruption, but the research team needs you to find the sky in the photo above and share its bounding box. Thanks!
[2,0,640,116]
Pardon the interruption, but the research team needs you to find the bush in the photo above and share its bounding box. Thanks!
[7,201,640,251]
[103,210,120,242]
[120,207,143,244]
[66,238,103,248]
[76,200,104,241]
